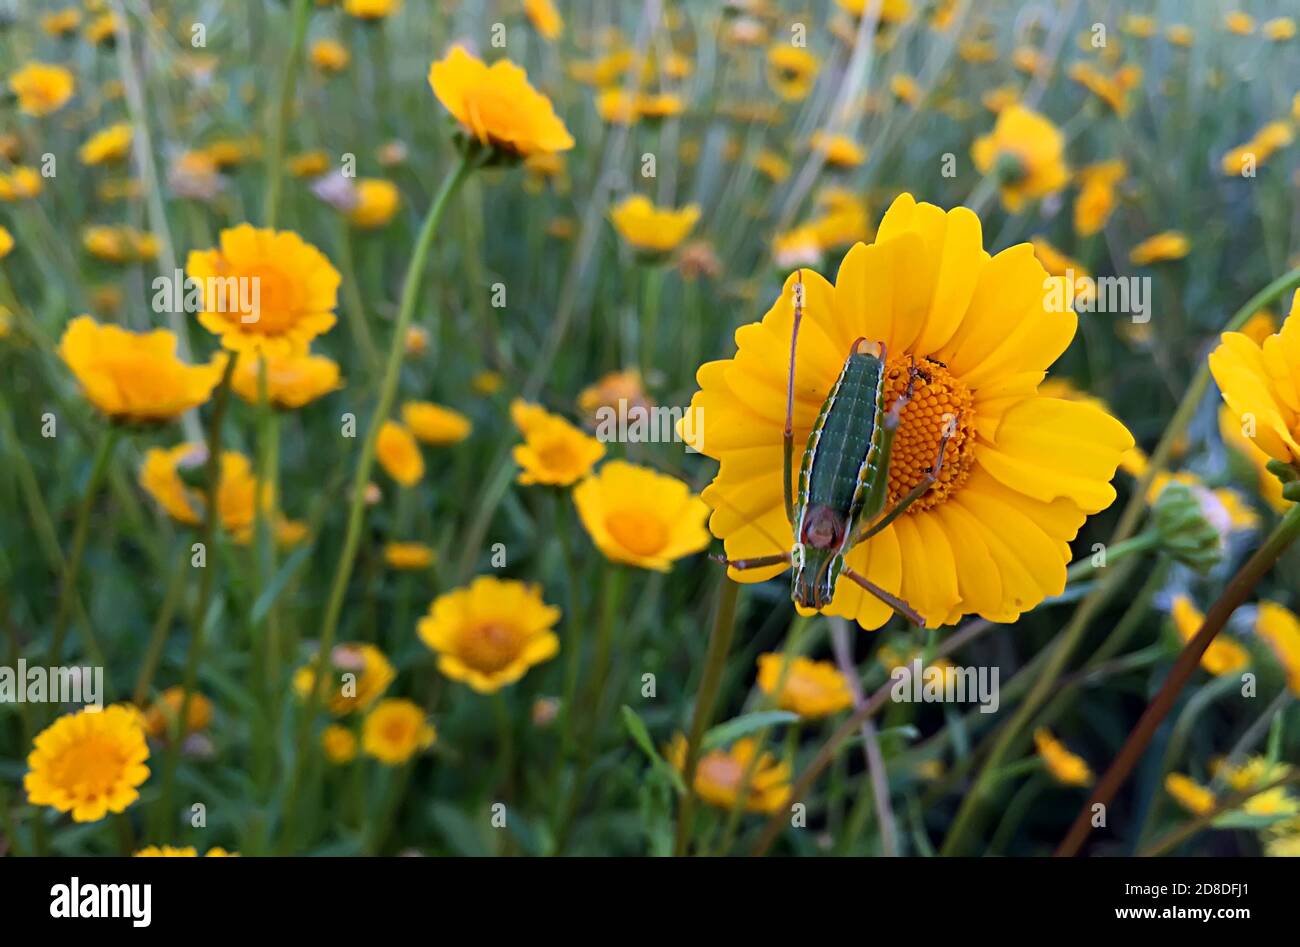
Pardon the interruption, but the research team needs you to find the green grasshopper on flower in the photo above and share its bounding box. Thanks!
[715,272,959,627]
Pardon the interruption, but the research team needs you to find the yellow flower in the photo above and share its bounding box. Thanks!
[288,151,330,177]
[756,653,854,718]
[572,460,710,570]
[41,8,81,36]
[510,399,605,486]
[1224,11,1255,35]
[143,686,213,739]
[429,45,574,157]
[1209,290,1300,467]
[810,130,867,168]
[384,541,436,570]
[473,369,504,393]
[595,87,639,125]
[9,62,76,116]
[417,576,561,693]
[293,642,396,715]
[79,122,133,165]
[0,225,12,259]
[577,369,650,423]
[666,734,790,813]
[524,0,563,40]
[609,195,700,255]
[1166,25,1194,47]
[1165,773,1216,815]
[889,72,921,106]
[348,178,401,229]
[376,420,425,486]
[134,845,235,856]
[1129,231,1190,265]
[1219,405,1287,512]
[58,316,222,424]
[1264,17,1296,41]
[401,400,472,445]
[767,45,819,101]
[86,13,120,46]
[1256,601,1300,696]
[1067,62,1135,116]
[682,193,1133,629]
[25,705,149,823]
[1031,237,1095,309]
[138,448,271,543]
[186,224,340,356]
[1073,159,1125,237]
[345,0,401,19]
[362,699,435,765]
[754,149,791,183]
[321,725,358,764]
[835,0,910,23]
[231,350,342,409]
[310,38,350,72]
[972,105,1069,212]
[0,166,44,201]
[1170,595,1250,676]
[1033,728,1093,786]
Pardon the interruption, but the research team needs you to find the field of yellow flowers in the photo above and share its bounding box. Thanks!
[1,0,1299,863]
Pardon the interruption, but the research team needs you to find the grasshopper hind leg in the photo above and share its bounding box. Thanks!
[840,566,925,627]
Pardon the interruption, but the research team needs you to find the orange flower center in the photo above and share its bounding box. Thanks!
[464,87,525,149]
[536,440,578,472]
[697,752,743,791]
[605,509,669,557]
[232,264,298,333]
[49,734,127,796]
[460,622,523,674]
[880,355,977,512]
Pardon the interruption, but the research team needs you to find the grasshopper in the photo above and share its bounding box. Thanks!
[715,272,958,627]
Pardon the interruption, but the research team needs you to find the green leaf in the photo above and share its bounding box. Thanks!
[250,542,313,625]
[428,801,490,857]
[702,710,799,750]
[620,705,685,795]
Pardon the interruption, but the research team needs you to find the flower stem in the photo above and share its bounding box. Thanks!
[673,576,740,856]
[281,153,473,853]
[1055,502,1300,856]
[49,426,117,673]
[262,0,311,228]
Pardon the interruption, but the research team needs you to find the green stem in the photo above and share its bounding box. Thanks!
[262,0,311,228]
[131,544,190,706]
[49,426,117,672]
[282,152,473,853]
[335,221,381,376]
[673,576,741,857]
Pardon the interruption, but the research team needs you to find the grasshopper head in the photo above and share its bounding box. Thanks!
[791,504,848,610]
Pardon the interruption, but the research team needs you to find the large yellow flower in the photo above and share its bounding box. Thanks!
[666,734,790,813]
[362,699,436,765]
[186,224,340,356]
[58,316,223,424]
[1219,405,1287,513]
[609,195,700,255]
[573,460,711,570]
[417,576,561,693]
[429,46,574,157]
[681,194,1133,630]
[972,105,1069,212]
[1209,290,1300,468]
[231,350,342,409]
[8,62,75,117]
[25,705,149,823]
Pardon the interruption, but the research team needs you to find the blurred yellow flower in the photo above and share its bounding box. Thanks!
[1219,405,1287,513]
[972,105,1069,212]
[383,541,436,570]
[293,642,396,715]
[510,399,605,486]
[1165,773,1216,815]
[40,8,81,36]
[363,699,436,765]
[890,72,921,106]
[609,195,700,255]
[0,166,44,201]
[573,460,711,571]
[25,705,149,823]
[666,734,790,813]
[577,369,649,422]
[767,45,819,101]
[417,576,561,693]
[9,62,75,116]
[376,420,425,486]
[187,224,340,356]
[322,725,358,764]
[79,122,133,165]
[524,0,563,40]
[1256,601,1300,696]
[348,178,401,229]
[1074,159,1125,237]
[429,45,574,157]
[59,316,222,424]
[143,687,213,739]
[810,130,867,167]
[1224,12,1255,36]
[310,38,350,72]
[231,350,342,409]
[1033,728,1093,786]
[1129,231,1190,265]
[134,845,237,857]
[401,400,472,445]
[0,226,12,259]
[756,653,854,718]
[1170,595,1249,676]
[1209,290,1300,467]
[1166,24,1194,46]
[345,0,401,19]
[1264,17,1296,41]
